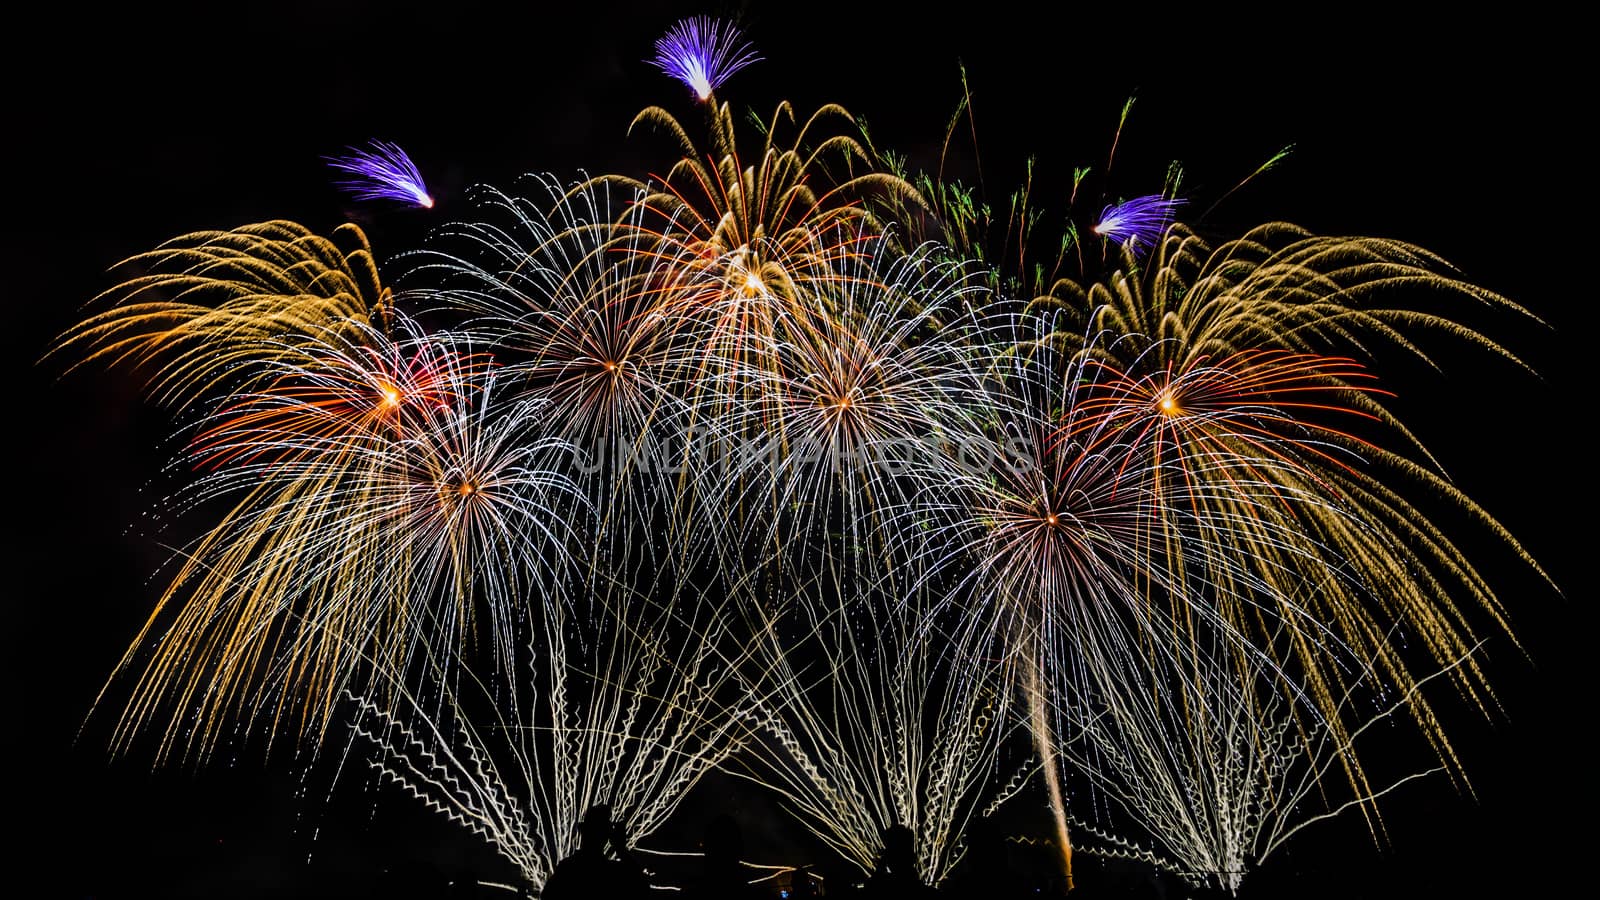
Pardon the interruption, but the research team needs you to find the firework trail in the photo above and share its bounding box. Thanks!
[1053,618,1477,893]
[1092,194,1185,255]
[327,140,434,208]
[346,566,766,894]
[732,570,1032,886]
[46,220,394,413]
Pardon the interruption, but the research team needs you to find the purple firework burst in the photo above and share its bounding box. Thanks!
[1092,194,1186,254]
[649,16,761,101]
[326,140,434,209]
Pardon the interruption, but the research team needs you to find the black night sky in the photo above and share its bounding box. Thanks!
[9,3,1587,898]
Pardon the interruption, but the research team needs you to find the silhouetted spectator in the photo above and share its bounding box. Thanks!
[940,816,1024,900]
[788,864,820,899]
[817,858,861,898]
[681,813,763,900]
[861,823,938,899]
[541,803,650,900]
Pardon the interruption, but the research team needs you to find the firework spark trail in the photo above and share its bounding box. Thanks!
[45,220,393,413]
[346,565,768,894]
[1053,619,1475,894]
[97,317,585,761]
[327,140,434,208]
[700,230,988,582]
[648,16,762,102]
[1092,194,1185,255]
[731,571,1032,886]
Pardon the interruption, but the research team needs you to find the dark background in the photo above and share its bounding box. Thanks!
[7,2,1586,897]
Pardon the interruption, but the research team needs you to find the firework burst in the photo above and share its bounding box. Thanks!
[904,311,1400,883]
[400,174,700,449]
[597,98,928,325]
[399,172,733,574]
[1037,223,1553,755]
[48,29,1558,898]
[98,317,584,760]
[699,231,985,579]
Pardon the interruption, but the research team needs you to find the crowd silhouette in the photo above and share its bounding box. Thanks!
[681,814,765,900]
[529,806,1155,898]
[540,804,650,900]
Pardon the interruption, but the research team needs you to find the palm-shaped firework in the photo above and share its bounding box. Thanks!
[46,220,395,414]
[95,315,584,760]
